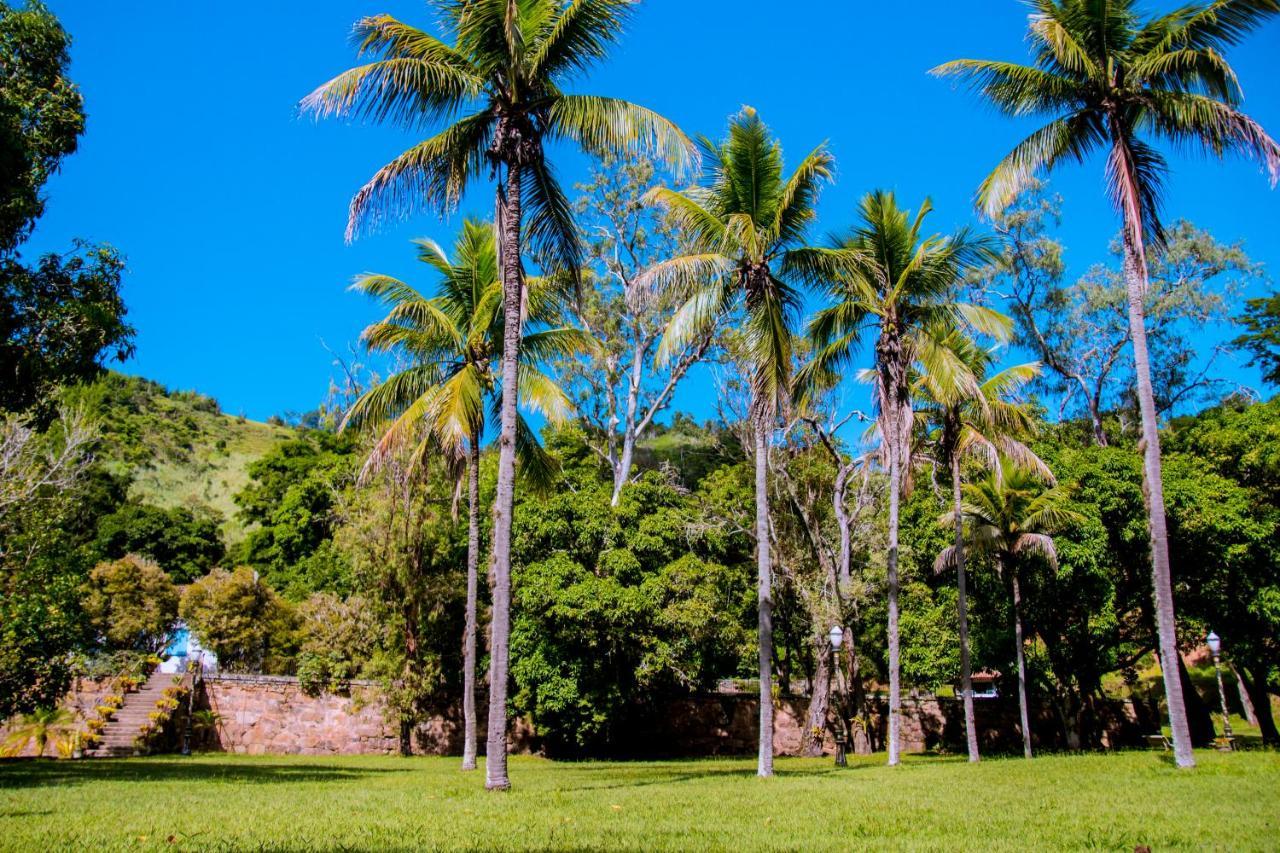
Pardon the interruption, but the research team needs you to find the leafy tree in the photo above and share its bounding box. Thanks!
[332,449,465,754]
[0,406,95,718]
[979,189,1260,441]
[81,554,178,653]
[509,430,751,755]
[235,431,357,598]
[0,0,83,254]
[303,0,693,792]
[917,329,1042,761]
[1166,397,1280,743]
[564,154,717,504]
[1234,288,1280,386]
[936,0,1280,768]
[642,107,848,776]
[179,566,298,674]
[803,191,1001,765]
[1,241,134,414]
[91,502,223,584]
[939,460,1082,758]
[344,218,583,769]
[295,592,380,695]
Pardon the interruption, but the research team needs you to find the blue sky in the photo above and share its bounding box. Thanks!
[27,1,1280,424]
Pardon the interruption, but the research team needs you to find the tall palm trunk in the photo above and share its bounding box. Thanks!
[885,430,902,767]
[951,454,979,762]
[879,333,906,767]
[485,163,523,791]
[461,436,481,771]
[754,403,774,777]
[1007,558,1032,759]
[1119,214,1195,769]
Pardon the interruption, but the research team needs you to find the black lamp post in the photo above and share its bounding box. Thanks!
[1206,631,1234,746]
[829,625,848,767]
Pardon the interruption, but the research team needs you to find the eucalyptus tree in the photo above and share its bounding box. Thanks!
[303,0,694,790]
[937,461,1082,759]
[917,329,1044,762]
[641,107,851,777]
[564,155,717,505]
[934,0,1280,768]
[342,218,585,773]
[802,191,1004,765]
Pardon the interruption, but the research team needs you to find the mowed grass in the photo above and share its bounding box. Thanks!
[2,752,1277,851]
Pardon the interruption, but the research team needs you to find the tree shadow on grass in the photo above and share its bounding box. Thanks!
[558,762,857,791]
[0,758,407,790]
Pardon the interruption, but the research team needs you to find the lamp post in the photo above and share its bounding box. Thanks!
[829,626,847,767]
[1206,631,1234,746]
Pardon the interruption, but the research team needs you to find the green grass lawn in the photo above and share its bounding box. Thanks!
[1,751,1277,851]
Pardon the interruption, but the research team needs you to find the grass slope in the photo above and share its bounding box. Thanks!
[76,372,294,544]
[1,752,1277,850]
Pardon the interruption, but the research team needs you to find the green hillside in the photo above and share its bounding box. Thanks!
[69,372,295,544]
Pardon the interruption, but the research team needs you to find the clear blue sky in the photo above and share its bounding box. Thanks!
[26,1,1280,423]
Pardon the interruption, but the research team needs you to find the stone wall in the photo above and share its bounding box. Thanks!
[191,675,1143,758]
[199,675,534,756]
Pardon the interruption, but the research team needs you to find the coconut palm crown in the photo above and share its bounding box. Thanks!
[342,218,584,480]
[302,0,696,255]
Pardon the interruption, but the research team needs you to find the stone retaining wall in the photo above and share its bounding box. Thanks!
[192,675,1143,757]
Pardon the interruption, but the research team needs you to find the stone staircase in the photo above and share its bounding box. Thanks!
[86,668,182,757]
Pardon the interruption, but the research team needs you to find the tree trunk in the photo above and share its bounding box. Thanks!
[1117,219,1194,767]
[754,405,774,777]
[802,638,832,757]
[1239,665,1279,746]
[485,163,524,791]
[1175,653,1216,747]
[951,456,979,762]
[885,417,902,767]
[610,346,646,506]
[1009,561,1032,759]
[1087,396,1108,447]
[461,437,481,771]
[1233,664,1258,727]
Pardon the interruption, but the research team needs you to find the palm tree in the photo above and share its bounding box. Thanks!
[2,707,74,757]
[933,0,1280,769]
[938,460,1081,759]
[641,107,852,777]
[802,191,1005,765]
[303,1,694,791]
[917,329,1045,762]
[343,218,586,774]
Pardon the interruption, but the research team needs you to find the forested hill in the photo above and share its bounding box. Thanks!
[66,372,294,545]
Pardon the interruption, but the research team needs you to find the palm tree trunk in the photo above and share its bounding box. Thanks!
[485,163,523,791]
[754,403,774,777]
[1009,560,1032,759]
[885,417,902,767]
[951,455,979,763]
[1120,227,1195,769]
[461,437,481,771]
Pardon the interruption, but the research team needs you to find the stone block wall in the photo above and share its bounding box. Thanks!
[202,675,399,755]
[162,675,1147,758]
[199,675,534,756]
